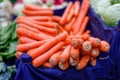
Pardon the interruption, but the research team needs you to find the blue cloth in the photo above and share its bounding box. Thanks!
[109,21,120,80]
[14,0,118,80]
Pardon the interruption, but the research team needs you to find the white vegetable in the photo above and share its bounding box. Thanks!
[102,4,120,26]
[13,3,24,15]
[95,0,111,16]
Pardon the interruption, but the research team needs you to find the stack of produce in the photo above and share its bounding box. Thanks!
[15,0,110,70]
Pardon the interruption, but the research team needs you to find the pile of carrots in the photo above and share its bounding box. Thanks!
[15,0,110,70]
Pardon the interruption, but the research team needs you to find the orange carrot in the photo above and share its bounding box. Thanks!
[78,39,84,49]
[42,62,55,68]
[28,16,53,21]
[64,39,71,46]
[59,61,69,70]
[70,47,80,59]
[71,39,80,48]
[32,42,64,67]
[74,1,80,17]
[99,41,110,52]
[89,37,101,47]
[22,9,53,16]
[89,57,97,66]
[53,16,61,22]
[18,24,41,34]
[16,28,49,40]
[81,33,90,40]
[49,51,62,66]
[27,19,58,28]
[16,40,47,52]
[59,2,73,25]
[19,36,36,44]
[18,24,53,38]
[77,16,89,35]
[65,17,76,32]
[15,52,23,59]
[76,54,90,70]
[69,56,79,66]
[90,48,100,57]
[25,4,51,11]
[84,30,91,34]
[59,45,72,63]
[73,0,90,34]
[17,19,57,34]
[67,5,74,22]
[27,32,68,59]
[68,33,90,40]
[57,24,66,33]
[82,41,92,52]
[81,50,90,55]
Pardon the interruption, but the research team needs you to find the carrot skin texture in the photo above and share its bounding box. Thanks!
[76,54,90,70]
[32,42,64,67]
[27,32,68,59]
[59,2,73,25]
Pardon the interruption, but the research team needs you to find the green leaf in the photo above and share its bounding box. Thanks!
[8,41,18,53]
[0,0,3,3]
[0,56,3,62]
[11,23,18,40]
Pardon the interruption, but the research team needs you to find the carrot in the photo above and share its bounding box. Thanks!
[64,39,71,46]
[67,5,74,22]
[70,47,80,59]
[84,30,91,34]
[89,57,97,66]
[89,37,101,47]
[68,33,90,40]
[58,61,69,70]
[77,16,89,35]
[73,0,90,34]
[32,42,64,67]
[53,16,61,22]
[71,39,80,48]
[32,21,58,28]
[74,1,80,17]
[16,28,49,40]
[27,32,68,59]
[57,24,66,33]
[25,4,51,11]
[59,45,72,63]
[90,48,100,57]
[22,9,53,16]
[69,57,79,66]
[99,41,110,52]
[18,24,53,38]
[49,51,62,66]
[42,62,55,68]
[16,40,47,52]
[81,33,90,40]
[78,39,84,49]
[81,50,90,55]
[19,36,36,44]
[17,19,57,35]
[76,54,90,70]
[27,16,53,21]
[82,41,92,52]
[18,24,41,34]
[65,17,76,32]
[15,52,23,59]
[59,2,73,25]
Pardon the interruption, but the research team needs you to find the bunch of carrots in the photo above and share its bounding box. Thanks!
[15,0,110,70]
